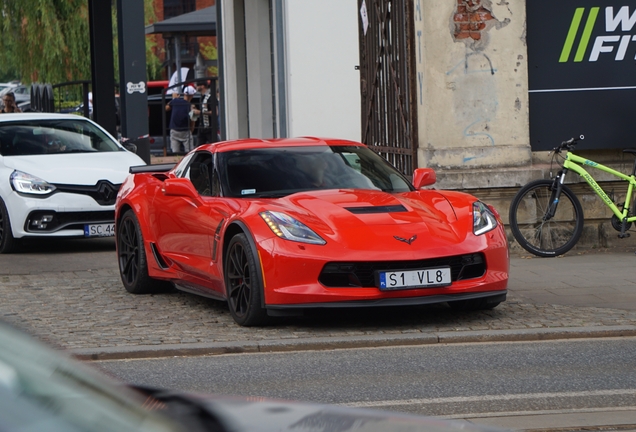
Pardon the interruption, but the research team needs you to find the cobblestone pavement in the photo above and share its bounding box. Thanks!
[2,266,636,355]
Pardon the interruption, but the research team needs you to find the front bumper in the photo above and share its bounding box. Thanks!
[258,237,510,306]
[266,290,507,312]
[5,191,116,238]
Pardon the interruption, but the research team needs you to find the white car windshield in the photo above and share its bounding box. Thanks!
[0,119,122,156]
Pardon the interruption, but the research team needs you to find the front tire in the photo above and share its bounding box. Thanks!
[117,209,171,294]
[509,179,584,257]
[224,233,269,326]
[0,197,18,254]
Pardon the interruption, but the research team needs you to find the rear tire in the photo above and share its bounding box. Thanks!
[117,210,171,294]
[0,197,18,254]
[509,179,584,257]
[224,233,269,326]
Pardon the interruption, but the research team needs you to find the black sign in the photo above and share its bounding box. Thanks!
[527,1,636,150]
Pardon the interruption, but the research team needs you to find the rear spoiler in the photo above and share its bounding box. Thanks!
[129,163,176,174]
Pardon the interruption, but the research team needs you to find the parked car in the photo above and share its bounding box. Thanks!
[0,84,30,104]
[115,137,509,326]
[0,113,145,253]
[0,319,507,432]
[16,101,32,112]
[0,81,18,94]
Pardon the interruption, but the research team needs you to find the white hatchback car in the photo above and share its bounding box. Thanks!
[0,113,145,253]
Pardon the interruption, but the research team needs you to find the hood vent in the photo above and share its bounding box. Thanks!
[345,205,407,214]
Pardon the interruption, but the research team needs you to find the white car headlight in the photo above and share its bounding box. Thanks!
[10,171,56,195]
[260,211,326,245]
[473,201,497,235]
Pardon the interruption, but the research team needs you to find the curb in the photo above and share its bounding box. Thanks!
[71,325,636,361]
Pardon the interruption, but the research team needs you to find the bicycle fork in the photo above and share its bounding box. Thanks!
[544,170,567,221]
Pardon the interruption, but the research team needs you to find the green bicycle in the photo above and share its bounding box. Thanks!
[508,135,636,257]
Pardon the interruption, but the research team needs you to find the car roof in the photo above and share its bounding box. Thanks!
[0,112,90,123]
[200,137,365,152]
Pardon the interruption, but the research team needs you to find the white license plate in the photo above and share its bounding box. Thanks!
[378,267,451,290]
[84,223,115,237]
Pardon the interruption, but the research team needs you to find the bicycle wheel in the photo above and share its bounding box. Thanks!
[509,179,584,257]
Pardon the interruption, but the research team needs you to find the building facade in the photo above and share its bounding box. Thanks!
[215,0,636,250]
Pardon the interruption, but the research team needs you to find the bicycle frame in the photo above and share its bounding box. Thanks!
[562,152,636,223]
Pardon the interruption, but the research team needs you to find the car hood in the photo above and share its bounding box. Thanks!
[139,388,508,432]
[2,152,145,185]
[267,189,474,251]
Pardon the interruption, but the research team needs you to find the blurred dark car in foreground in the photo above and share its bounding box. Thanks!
[0,320,508,432]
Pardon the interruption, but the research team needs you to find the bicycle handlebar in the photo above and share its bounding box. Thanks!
[555,134,584,152]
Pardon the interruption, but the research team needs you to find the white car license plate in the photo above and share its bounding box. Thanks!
[84,223,115,237]
[378,267,451,290]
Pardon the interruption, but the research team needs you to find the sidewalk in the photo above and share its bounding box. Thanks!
[1,245,636,359]
[510,246,636,310]
[2,245,636,431]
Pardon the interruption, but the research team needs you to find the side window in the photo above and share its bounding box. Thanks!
[184,152,213,196]
[174,152,195,178]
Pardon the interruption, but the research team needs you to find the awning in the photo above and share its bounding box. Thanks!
[145,6,216,37]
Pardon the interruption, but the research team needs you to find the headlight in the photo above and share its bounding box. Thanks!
[473,201,497,235]
[10,171,56,195]
[260,211,326,245]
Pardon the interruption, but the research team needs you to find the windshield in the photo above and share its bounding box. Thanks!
[0,119,122,156]
[220,145,413,198]
[0,322,179,432]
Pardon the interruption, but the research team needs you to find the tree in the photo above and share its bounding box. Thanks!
[0,0,163,84]
[0,0,91,84]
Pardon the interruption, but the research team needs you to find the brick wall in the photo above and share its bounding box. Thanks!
[197,0,214,8]
[452,0,495,41]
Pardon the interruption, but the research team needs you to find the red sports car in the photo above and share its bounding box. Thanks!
[115,137,508,326]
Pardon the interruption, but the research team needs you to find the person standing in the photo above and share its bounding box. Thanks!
[1,92,22,113]
[165,89,193,154]
[192,80,218,146]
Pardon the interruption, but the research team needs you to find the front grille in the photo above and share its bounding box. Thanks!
[53,181,121,205]
[25,210,114,233]
[319,253,486,288]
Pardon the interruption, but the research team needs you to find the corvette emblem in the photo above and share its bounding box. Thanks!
[394,235,417,245]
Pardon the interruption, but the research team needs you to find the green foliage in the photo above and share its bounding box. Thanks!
[0,0,164,84]
[200,41,218,77]
[144,0,164,80]
[0,0,91,84]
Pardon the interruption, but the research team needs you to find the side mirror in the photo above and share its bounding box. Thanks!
[123,142,137,153]
[162,177,199,201]
[412,168,436,189]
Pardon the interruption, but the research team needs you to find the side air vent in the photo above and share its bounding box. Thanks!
[150,243,170,270]
[345,205,407,214]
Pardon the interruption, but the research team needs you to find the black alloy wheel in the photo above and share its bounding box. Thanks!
[117,210,170,294]
[224,233,269,326]
[0,197,17,254]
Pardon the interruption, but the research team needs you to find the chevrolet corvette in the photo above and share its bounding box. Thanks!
[115,137,508,326]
